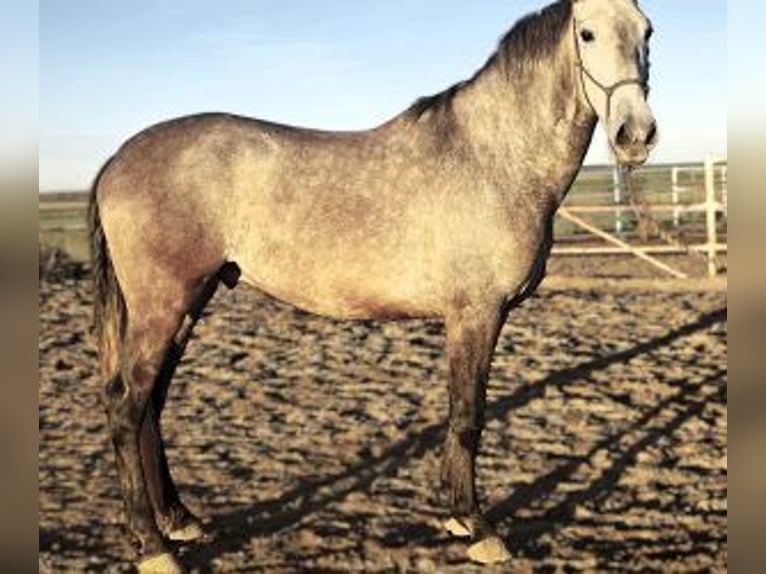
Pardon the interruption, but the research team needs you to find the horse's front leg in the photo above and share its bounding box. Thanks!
[442,299,511,564]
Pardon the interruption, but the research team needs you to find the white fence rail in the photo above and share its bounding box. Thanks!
[553,157,727,278]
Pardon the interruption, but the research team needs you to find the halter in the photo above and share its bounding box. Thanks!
[572,19,647,125]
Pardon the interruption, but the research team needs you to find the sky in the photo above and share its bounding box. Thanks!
[1,0,37,176]
[39,0,726,192]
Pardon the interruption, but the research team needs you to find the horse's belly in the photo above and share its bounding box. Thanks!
[235,250,438,321]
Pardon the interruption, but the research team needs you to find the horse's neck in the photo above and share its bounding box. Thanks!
[453,46,597,207]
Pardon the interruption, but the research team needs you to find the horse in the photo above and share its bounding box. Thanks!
[89,0,657,570]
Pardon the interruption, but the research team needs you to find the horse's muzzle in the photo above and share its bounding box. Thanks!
[613,117,658,167]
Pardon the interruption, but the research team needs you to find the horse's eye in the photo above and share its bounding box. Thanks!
[580,29,595,43]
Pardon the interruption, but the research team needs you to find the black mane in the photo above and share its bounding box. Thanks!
[408,0,572,120]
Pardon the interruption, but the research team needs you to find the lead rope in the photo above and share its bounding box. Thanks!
[621,165,715,269]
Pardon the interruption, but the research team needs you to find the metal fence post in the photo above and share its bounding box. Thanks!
[671,166,680,228]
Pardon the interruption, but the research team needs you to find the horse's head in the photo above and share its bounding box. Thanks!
[572,0,657,166]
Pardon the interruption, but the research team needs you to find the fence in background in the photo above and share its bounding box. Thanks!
[554,157,727,278]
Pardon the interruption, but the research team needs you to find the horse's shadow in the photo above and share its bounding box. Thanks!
[182,307,726,569]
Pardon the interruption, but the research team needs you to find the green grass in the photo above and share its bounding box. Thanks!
[39,206,88,229]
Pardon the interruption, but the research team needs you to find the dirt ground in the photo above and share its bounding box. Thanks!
[39,255,727,572]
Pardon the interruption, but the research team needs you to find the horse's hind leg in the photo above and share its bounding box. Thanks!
[441,298,511,564]
[104,280,200,572]
[140,274,223,542]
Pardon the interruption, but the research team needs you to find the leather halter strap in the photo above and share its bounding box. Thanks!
[572,19,646,124]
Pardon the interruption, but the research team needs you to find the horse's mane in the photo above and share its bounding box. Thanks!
[407,0,572,120]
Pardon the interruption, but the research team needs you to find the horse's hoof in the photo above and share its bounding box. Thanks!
[137,552,185,574]
[443,517,473,538]
[466,536,511,565]
[168,521,206,542]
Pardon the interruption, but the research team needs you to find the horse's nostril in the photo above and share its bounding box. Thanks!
[645,122,658,146]
[615,124,630,147]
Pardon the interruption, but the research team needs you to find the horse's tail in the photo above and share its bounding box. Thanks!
[89,161,126,381]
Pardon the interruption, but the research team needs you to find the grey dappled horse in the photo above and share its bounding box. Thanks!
[89,0,657,570]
